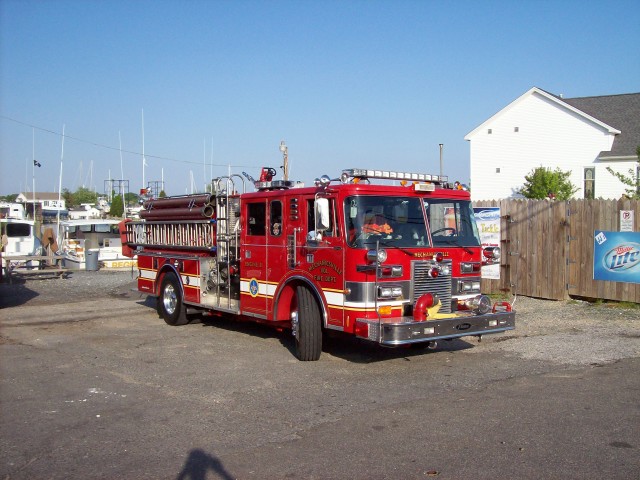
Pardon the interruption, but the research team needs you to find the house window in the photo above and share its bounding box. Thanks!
[487,129,492,134]
[514,127,519,132]
[496,168,501,173]
[584,168,595,199]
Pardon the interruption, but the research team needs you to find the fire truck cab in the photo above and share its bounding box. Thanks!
[121,167,515,361]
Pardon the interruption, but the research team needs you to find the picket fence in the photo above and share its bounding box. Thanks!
[473,198,640,303]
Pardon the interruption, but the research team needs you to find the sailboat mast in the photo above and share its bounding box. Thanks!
[32,128,36,219]
[119,131,125,218]
[56,124,65,231]
[203,138,206,192]
[142,108,146,193]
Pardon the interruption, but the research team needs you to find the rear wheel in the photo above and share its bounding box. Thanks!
[294,286,322,361]
[158,272,189,326]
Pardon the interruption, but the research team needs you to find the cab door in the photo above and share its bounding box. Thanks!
[266,199,287,317]
[300,195,346,329]
[240,199,268,317]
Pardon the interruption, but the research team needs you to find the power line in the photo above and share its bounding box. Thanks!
[0,114,259,168]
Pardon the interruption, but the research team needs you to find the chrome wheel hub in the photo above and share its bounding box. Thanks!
[163,284,177,315]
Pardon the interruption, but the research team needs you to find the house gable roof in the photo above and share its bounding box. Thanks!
[562,93,640,158]
[464,86,622,140]
[17,192,64,202]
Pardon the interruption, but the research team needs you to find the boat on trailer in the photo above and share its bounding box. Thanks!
[59,219,136,270]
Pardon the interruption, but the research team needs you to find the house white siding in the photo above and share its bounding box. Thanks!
[467,88,630,201]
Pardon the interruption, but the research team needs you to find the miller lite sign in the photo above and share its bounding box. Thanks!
[593,230,640,283]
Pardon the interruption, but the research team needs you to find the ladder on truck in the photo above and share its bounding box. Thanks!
[124,220,216,251]
[211,175,244,312]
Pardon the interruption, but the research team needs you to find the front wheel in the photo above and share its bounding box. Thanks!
[294,286,322,361]
[158,272,189,326]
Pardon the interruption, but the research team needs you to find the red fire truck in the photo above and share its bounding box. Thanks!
[120,167,514,361]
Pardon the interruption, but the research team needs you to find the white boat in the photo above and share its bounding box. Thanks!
[1,218,44,271]
[59,219,136,270]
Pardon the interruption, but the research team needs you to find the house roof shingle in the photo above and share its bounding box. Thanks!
[18,192,64,201]
[562,93,640,158]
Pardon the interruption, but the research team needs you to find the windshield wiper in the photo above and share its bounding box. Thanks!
[433,238,474,255]
[377,239,415,256]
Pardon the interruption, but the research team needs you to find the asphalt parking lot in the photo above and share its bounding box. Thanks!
[1,271,639,479]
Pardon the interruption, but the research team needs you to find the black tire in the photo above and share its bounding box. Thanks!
[158,272,189,326]
[295,286,322,361]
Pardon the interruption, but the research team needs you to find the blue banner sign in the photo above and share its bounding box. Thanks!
[593,230,640,283]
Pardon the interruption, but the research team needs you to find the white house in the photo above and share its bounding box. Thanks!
[68,204,103,220]
[16,192,68,220]
[465,87,640,201]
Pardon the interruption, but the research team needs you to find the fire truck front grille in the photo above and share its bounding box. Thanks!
[412,260,452,313]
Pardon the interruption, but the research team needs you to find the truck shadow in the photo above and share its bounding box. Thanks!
[135,297,478,363]
[318,333,476,363]
[195,313,475,363]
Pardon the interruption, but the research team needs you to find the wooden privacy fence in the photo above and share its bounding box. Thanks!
[474,198,640,303]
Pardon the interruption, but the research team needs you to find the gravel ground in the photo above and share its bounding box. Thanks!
[2,270,639,367]
[465,293,640,366]
[0,269,138,308]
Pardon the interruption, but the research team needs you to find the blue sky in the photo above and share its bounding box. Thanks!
[1,0,639,196]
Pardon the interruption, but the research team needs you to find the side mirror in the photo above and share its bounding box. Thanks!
[315,198,330,232]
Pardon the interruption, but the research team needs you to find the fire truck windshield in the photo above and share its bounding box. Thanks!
[345,196,428,248]
[424,199,482,247]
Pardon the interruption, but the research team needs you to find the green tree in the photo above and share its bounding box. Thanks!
[124,192,140,206]
[73,187,99,206]
[159,190,167,198]
[62,188,74,207]
[606,146,640,199]
[0,194,18,202]
[110,194,124,218]
[518,166,578,200]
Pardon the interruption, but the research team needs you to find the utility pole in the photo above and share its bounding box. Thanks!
[439,143,444,178]
[279,140,289,181]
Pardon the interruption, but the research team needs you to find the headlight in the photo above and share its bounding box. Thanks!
[379,265,403,277]
[378,285,403,299]
[461,262,481,273]
[367,248,387,264]
[458,280,481,292]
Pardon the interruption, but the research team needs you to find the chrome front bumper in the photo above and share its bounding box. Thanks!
[357,311,516,346]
